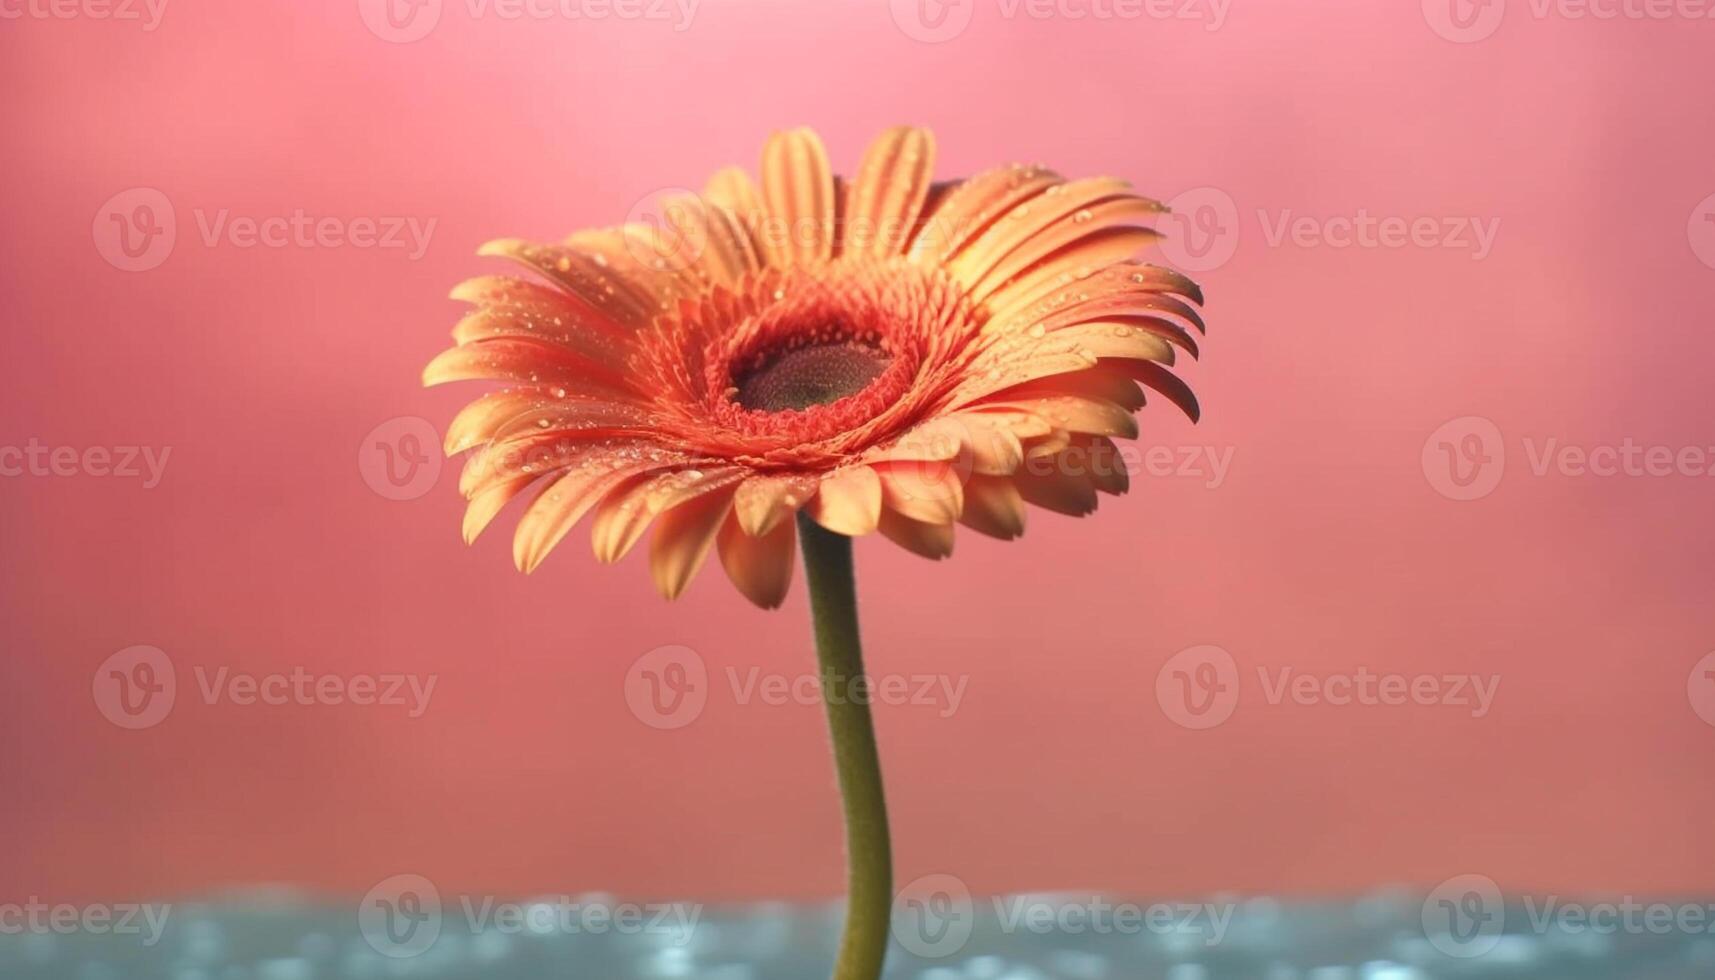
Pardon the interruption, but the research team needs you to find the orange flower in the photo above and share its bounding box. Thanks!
[424,126,1204,607]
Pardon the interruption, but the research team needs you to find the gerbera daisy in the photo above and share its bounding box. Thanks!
[421,126,1204,980]
[424,126,1204,608]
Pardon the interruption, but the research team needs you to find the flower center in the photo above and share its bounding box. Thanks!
[734,338,893,412]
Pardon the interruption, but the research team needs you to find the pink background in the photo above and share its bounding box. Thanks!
[3,0,1714,906]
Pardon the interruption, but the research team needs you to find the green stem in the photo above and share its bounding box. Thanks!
[797,514,893,980]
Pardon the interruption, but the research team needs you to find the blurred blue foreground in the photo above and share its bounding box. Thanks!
[2,888,1712,979]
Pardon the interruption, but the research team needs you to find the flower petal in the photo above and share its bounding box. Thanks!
[717,513,795,608]
[909,164,1061,265]
[967,197,1167,303]
[1113,359,1202,422]
[512,460,657,574]
[649,484,739,599]
[845,126,936,258]
[1013,466,1099,517]
[980,229,1170,314]
[761,127,835,267]
[974,396,1138,439]
[475,239,658,328]
[877,507,955,559]
[1076,435,1131,495]
[874,459,964,525]
[958,474,1027,539]
[422,340,637,400]
[462,474,536,545]
[590,467,745,564]
[806,464,882,536]
[945,177,1137,282]
[733,473,819,536]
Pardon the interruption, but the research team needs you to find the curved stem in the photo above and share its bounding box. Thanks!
[797,514,893,980]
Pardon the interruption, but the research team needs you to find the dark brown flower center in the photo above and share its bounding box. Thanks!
[733,338,893,412]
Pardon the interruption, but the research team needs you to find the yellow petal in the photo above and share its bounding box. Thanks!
[760,127,835,267]
[874,459,964,525]
[1012,467,1098,517]
[717,513,795,608]
[909,164,1061,265]
[806,464,882,536]
[974,396,1138,440]
[878,507,955,559]
[590,467,744,564]
[733,473,819,536]
[649,485,738,599]
[513,462,652,574]
[845,126,936,258]
[959,475,1027,540]
[463,474,535,545]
